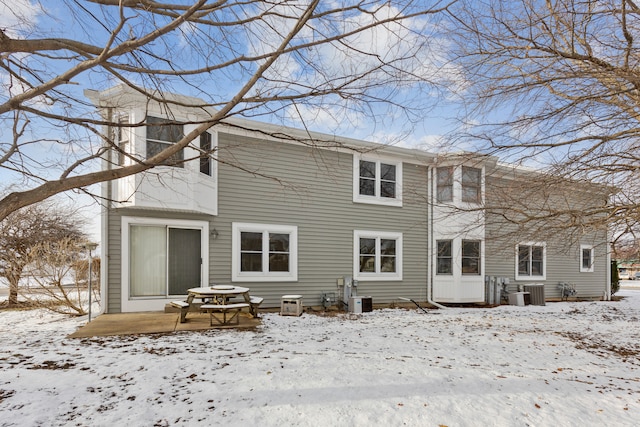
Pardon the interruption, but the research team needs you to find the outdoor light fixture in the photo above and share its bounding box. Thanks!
[81,242,98,322]
[211,228,219,240]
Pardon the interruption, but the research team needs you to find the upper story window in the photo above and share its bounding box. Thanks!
[117,115,129,166]
[462,166,481,203]
[436,167,453,202]
[354,230,403,281]
[517,242,546,280]
[232,223,298,282]
[146,116,184,167]
[200,132,212,176]
[580,245,594,273]
[353,156,402,207]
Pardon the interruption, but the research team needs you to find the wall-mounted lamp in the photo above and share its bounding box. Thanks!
[211,228,219,240]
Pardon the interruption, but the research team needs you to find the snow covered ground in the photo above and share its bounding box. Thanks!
[1,291,639,427]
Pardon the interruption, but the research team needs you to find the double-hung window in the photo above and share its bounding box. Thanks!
[436,240,453,274]
[516,243,546,280]
[462,166,481,203]
[353,157,402,206]
[146,116,184,167]
[232,223,298,282]
[462,240,481,275]
[436,167,453,202]
[354,230,403,280]
[580,245,594,273]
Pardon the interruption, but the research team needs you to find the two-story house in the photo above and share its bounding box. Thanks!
[88,85,611,313]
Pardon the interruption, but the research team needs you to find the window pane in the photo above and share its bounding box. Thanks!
[462,240,480,275]
[380,163,396,181]
[462,186,480,203]
[359,178,375,196]
[130,225,166,297]
[241,253,262,272]
[360,256,375,272]
[437,240,452,274]
[360,160,376,178]
[380,180,396,198]
[147,140,184,167]
[518,245,530,275]
[437,258,452,274]
[360,238,376,255]
[462,166,481,203]
[532,246,543,262]
[269,254,289,272]
[269,233,289,252]
[168,228,201,295]
[269,233,290,272]
[381,256,396,272]
[582,249,592,269]
[437,167,453,202]
[146,116,183,142]
[146,116,184,167]
[241,232,262,251]
[437,240,452,256]
[381,239,396,255]
[531,260,543,276]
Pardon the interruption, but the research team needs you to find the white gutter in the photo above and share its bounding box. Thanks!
[427,165,447,310]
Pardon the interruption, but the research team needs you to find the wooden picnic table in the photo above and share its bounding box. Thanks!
[171,285,263,325]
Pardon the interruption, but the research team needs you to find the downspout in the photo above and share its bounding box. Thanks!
[427,164,447,309]
[98,106,112,315]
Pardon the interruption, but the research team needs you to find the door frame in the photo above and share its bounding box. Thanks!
[121,216,209,312]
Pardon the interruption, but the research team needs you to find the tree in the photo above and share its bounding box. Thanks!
[22,237,99,315]
[0,0,456,221]
[445,0,639,239]
[0,202,87,306]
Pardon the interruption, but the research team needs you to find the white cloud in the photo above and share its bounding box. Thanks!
[0,0,40,37]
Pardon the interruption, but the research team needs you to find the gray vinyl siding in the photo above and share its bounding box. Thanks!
[105,133,430,312]
[213,133,429,307]
[484,175,609,300]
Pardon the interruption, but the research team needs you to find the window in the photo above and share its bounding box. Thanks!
[117,115,129,166]
[580,245,594,273]
[200,132,212,176]
[436,240,452,274]
[462,240,481,275]
[517,243,546,279]
[146,116,184,167]
[436,167,453,202]
[353,157,402,206]
[232,223,298,282]
[354,230,403,280]
[462,166,481,203]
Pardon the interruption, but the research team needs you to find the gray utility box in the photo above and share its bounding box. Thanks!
[524,284,545,306]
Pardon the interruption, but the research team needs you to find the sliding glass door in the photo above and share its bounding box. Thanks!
[130,225,202,298]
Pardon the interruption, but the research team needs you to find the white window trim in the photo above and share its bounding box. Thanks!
[353,155,403,207]
[232,222,298,282]
[515,242,547,281]
[353,230,403,281]
[121,216,209,312]
[580,244,595,273]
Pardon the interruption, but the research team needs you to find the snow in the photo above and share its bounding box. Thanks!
[1,291,639,426]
